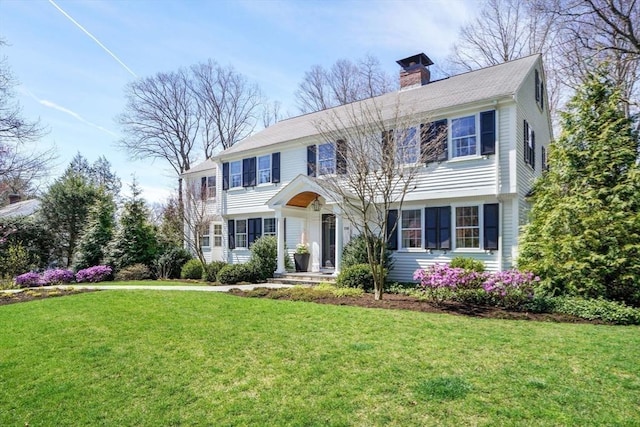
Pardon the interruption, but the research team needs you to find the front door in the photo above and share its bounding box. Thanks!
[321,214,336,269]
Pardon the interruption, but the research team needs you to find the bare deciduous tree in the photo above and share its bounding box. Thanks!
[182,179,216,270]
[117,68,198,214]
[296,55,397,114]
[190,60,262,155]
[0,38,53,204]
[312,98,445,300]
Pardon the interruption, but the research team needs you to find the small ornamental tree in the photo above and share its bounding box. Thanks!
[73,190,116,270]
[518,67,640,306]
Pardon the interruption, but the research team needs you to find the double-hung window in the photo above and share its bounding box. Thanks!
[263,218,276,236]
[401,209,422,248]
[235,219,247,248]
[318,143,336,175]
[258,155,271,184]
[524,120,535,169]
[455,206,480,249]
[199,224,210,249]
[395,127,419,163]
[201,176,216,199]
[230,161,242,188]
[213,224,222,247]
[452,116,477,158]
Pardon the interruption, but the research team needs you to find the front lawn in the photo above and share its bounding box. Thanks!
[1,291,638,426]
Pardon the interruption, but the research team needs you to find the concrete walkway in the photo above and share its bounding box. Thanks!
[1,283,293,294]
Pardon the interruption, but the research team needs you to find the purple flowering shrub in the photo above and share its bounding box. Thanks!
[42,268,75,285]
[482,270,540,309]
[414,264,540,309]
[14,271,42,288]
[76,265,113,283]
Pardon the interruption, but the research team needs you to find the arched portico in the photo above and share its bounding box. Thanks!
[267,175,347,276]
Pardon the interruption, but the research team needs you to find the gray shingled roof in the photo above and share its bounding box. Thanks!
[183,158,216,176]
[0,199,41,218]
[217,54,540,159]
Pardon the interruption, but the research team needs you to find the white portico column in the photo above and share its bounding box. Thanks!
[333,206,343,276]
[276,210,286,275]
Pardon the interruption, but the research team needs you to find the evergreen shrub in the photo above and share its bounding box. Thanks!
[180,259,204,280]
[336,263,374,291]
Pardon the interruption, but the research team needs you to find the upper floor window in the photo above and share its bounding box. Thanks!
[524,120,535,169]
[452,115,477,158]
[455,206,479,249]
[258,155,271,184]
[395,127,419,164]
[401,209,422,248]
[318,143,336,175]
[230,161,242,188]
[201,176,216,199]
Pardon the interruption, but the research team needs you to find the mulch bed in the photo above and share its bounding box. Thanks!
[0,287,98,306]
[229,288,598,324]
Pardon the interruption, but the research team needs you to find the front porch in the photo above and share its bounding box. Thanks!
[267,175,349,277]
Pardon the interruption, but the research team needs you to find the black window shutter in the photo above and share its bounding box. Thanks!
[425,207,438,249]
[248,218,262,246]
[523,121,529,165]
[307,145,316,177]
[438,206,451,250]
[381,130,393,165]
[242,157,256,187]
[386,210,398,250]
[201,176,207,199]
[336,140,347,174]
[423,119,448,163]
[228,220,235,250]
[222,162,229,190]
[480,110,496,155]
[535,69,540,102]
[272,152,280,183]
[483,204,499,251]
[540,82,544,110]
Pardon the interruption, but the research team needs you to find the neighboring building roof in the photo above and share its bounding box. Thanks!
[182,158,217,176]
[0,199,41,218]
[217,54,541,159]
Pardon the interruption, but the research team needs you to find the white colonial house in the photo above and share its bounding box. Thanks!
[183,53,552,282]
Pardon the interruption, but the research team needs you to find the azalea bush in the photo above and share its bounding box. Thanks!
[413,264,539,309]
[42,268,75,285]
[75,265,113,283]
[15,272,42,288]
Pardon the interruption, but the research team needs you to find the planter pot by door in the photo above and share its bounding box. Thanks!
[294,253,310,272]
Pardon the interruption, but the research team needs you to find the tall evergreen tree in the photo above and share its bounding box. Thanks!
[73,190,116,270]
[518,67,640,306]
[108,180,158,271]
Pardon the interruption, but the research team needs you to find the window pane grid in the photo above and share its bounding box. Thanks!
[401,209,422,248]
[236,219,247,248]
[318,143,336,175]
[452,116,476,158]
[263,218,276,236]
[230,161,242,188]
[396,127,418,163]
[455,206,479,248]
[258,155,271,184]
[213,224,222,247]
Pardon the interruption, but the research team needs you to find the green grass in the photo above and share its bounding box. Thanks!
[1,291,639,426]
[91,280,210,286]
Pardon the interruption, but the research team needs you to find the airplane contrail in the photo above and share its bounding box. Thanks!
[48,0,138,78]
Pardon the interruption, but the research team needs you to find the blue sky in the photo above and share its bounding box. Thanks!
[1,0,476,203]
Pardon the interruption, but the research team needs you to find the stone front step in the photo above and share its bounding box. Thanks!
[267,272,337,286]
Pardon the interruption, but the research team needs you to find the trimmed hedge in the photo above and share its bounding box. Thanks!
[180,259,204,280]
[217,263,257,285]
[336,263,374,291]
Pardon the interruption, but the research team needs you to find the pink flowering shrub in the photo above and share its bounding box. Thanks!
[42,268,75,285]
[15,272,42,288]
[414,264,540,309]
[482,269,540,309]
[76,265,112,283]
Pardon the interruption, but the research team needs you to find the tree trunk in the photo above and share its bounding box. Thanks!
[177,177,185,246]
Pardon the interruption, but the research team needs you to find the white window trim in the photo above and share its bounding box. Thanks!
[206,176,216,199]
[230,160,242,189]
[263,218,276,236]
[257,155,271,185]
[400,208,423,250]
[395,126,421,165]
[235,219,248,249]
[318,142,336,176]
[199,223,211,249]
[452,203,484,252]
[450,114,479,159]
[213,223,222,247]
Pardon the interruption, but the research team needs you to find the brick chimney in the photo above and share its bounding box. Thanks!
[397,53,434,90]
[8,194,21,204]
